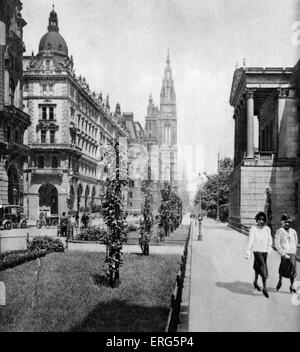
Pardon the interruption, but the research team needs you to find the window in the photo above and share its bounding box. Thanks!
[42,107,47,120]
[41,130,46,143]
[40,105,56,120]
[50,130,55,144]
[129,191,133,198]
[45,60,50,70]
[49,107,54,120]
[38,155,44,168]
[9,79,15,106]
[14,130,19,143]
[165,125,171,145]
[52,156,59,169]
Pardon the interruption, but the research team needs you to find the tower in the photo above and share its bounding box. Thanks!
[158,50,178,191]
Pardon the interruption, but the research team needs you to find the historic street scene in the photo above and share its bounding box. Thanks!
[0,0,299,334]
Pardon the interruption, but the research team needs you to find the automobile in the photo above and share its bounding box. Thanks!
[0,204,27,230]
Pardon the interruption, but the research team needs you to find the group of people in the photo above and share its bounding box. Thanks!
[245,212,298,298]
[38,209,92,237]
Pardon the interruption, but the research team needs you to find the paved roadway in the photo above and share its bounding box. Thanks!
[189,219,300,332]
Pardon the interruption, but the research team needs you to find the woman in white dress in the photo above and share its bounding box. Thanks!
[245,212,273,298]
[274,214,298,294]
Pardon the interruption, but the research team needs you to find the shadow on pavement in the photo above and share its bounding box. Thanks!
[216,281,291,296]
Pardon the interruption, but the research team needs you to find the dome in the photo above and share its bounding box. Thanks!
[38,7,68,57]
[38,31,68,56]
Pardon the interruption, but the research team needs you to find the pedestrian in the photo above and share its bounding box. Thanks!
[81,212,89,228]
[245,211,273,298]
[274,214,298,294]
[75,211,79,228]
[60,212,69,237]
[39,209,46,226]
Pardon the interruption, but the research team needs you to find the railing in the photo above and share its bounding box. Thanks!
[165,223,191,332]
[254,151,276,165]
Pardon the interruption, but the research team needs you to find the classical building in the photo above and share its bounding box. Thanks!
[144,51,178,209]
[229,64,300,253]
[22,8,126,219]
[0,0,30,206]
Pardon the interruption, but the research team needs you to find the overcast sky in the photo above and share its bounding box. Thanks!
[22,0,299,192]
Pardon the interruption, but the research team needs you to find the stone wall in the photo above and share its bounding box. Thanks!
[230,165,295,233]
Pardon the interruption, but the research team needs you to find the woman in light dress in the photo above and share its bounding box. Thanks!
[274,214,298,294]
[245,212,273,298]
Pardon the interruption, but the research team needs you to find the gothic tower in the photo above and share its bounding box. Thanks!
[158,50,178,191]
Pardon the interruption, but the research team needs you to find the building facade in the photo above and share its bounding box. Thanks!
[229,64,300,252]
[144,52,178,209]
[22,8,126,219]
[0,0,30,207]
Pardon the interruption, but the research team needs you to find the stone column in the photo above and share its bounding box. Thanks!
[277,88,289,158]
[246,89,255,158]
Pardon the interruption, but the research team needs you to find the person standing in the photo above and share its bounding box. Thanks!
[60,212,69,237]
[245,212,273,298]
[81,212,89,228]
[274,214,298,294]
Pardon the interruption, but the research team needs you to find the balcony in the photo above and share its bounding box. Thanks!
[29,141,82,153]
[3,105,31,126]
[31,167,63,176]
[254,151,276,166]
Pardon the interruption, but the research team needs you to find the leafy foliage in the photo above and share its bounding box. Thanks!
[139,180,154,255]
[76,226,108,242]
[194,157,233,221]
[102,140,128,288]
[158,182,183,239]
[0,249,47,271]
[27,236,65,253]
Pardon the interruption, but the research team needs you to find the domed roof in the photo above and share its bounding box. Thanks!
[38,31,68,56]
[38,7,68,57]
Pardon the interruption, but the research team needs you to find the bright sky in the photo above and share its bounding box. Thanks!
[22,0,299,193]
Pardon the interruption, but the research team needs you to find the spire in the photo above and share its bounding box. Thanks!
[48,5,59,32]
[106,94,110,111]
[149,93,153,104]
[166,48,170,67]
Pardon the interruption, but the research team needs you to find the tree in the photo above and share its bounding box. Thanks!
[158,182,183,238]
[194,157,233,221]
[102,139,128,288]
[139,177,154,255]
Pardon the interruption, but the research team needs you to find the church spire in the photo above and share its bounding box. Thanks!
[166,48,170,67]
[48,5,59,32]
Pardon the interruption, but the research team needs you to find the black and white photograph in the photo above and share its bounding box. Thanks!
[0,0,300,335]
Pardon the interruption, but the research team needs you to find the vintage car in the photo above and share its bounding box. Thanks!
[0,204,27,230]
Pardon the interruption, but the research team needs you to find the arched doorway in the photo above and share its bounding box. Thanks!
[77,184,83,211]
[38,183,58,214]
[69,185,75,210]
[8,166,20,205]
[85,185,90,209]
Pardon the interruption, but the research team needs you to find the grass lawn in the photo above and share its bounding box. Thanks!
[0,251,180,332]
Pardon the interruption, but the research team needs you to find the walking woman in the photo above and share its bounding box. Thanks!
[274,214,298,294]
[245,212,273,298]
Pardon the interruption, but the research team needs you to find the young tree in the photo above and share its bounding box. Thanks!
[102,139,128,288]
[158,182,183,238]
[139,177,154,255]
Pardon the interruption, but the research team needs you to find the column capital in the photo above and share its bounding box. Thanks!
[244,88,256,99]
[277,88,289,98]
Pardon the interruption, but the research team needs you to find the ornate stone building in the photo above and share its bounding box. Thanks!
[144,51,178,209]
[229,64,300,253]
[0,0,30,207]
[22,8,126,219]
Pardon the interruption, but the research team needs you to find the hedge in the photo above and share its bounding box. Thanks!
[27,236,65,253]
[0,249,47,271]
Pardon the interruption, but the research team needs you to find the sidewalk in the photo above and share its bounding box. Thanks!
[188,219,300,332]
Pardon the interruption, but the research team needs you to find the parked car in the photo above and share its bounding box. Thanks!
[0,204,27,230]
